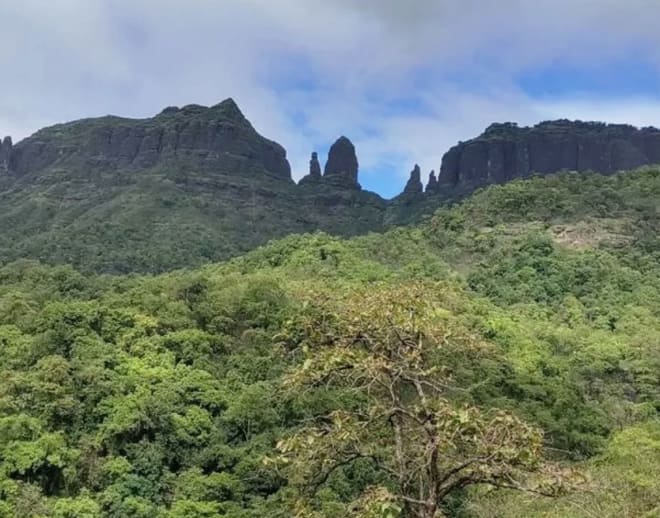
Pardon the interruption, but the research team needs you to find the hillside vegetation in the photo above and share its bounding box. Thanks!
[0,101,388,274]
[0,168,657,517]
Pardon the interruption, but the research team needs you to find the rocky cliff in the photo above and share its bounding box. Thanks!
[402,164,423,195]
[435,120,660,194]
[299,136,362,189]
[6,99,292,182]
[322,136,360,189]
[0,136,12,172]
[1,105,659,273]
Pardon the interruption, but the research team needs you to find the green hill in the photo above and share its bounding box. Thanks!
[0,168,657,517]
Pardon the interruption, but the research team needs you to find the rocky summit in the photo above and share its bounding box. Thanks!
[323,136,360,188]
[426,170,438,193]
[436,119,660,194]
[1,100,660,273]
[5,99,291,181]
[402,164,423,196]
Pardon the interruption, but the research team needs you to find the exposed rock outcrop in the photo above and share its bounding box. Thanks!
[438,120,660,193]
[402,164,423,195]
[0,136,12,172]
[298,151,322,186]
[9,98,292,182]
[323,136,360,189]
[310,151,322,177]
[425,170,438,193]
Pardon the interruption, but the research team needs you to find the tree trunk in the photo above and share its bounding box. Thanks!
[415,504,442,518]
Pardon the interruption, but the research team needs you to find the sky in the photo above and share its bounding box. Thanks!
[3,1,660,198]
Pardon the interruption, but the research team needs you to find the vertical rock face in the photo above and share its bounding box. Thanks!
[0,136,12,172]
[402,164,423,195]
[323,136,360,188]
[309,152,322,177]
[426,170,438,193]
[7,98,293,182]
[438,120,660,193]
[298,151,323,186]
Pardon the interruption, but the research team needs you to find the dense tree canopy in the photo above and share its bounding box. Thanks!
[274,285,572,518]
[0,168,657,516]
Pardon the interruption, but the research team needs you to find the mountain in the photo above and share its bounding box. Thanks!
[433,119,660,195]
[2,99,291,180]
[2,101,660,272]
[0,100,385,272]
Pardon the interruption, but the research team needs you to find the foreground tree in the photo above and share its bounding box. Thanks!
[274,283,568,518]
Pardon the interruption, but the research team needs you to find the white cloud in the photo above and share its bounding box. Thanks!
[2,0,660,195]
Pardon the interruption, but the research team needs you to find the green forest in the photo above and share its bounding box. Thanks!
[0,168,658,517]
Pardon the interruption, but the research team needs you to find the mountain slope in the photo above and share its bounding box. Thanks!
[0,100,386,272]
[2,101,660,273]
[0,169,656,516]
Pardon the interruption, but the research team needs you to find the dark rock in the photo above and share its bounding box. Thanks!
[298,151,323,186]
[323,136,360,189]
[438,120,660,194]
[426,170,438,193]
[402,164,423,195]
[0,136,12,171]
[310,151,321,177]
[10,98,292,182]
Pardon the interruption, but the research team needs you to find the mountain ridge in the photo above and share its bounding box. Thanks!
[435,118,660,195]
[2,98,660,273]
[5,100,660,200]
